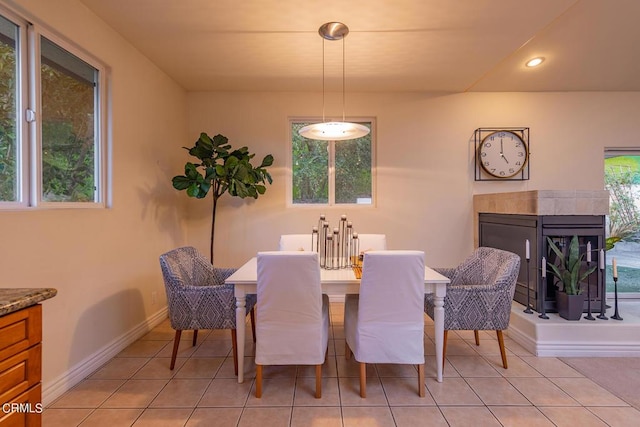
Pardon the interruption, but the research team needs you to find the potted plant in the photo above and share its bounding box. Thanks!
[546,235,597,320]
[172,132,273,263]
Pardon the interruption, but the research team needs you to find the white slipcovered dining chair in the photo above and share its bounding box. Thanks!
[344,250,426,398]
[278,234,313,251]
[255,251,329,398]
[357,234,387,252]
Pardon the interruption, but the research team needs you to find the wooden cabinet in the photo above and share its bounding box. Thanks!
[0,305,43,427]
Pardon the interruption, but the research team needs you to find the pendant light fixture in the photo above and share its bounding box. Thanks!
[298,22,370,141]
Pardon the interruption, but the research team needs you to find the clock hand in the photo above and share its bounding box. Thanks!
[500,139,504,154]
[502,154,510,164]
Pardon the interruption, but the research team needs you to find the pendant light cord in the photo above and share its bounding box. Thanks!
[342,37,346,122]
[322,38,325,123]
[322,34,347,123]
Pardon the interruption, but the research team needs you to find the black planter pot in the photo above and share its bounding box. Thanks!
[556,291,585,321]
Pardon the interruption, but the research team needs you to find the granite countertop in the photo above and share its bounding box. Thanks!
[0,288,58,316]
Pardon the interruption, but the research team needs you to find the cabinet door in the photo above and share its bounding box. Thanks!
[0,383,42,427]
[0,306,42,362]
[0,344,42,404]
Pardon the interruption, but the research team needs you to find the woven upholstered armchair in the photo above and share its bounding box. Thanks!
[159,246,256,374]
[424,247,520,369]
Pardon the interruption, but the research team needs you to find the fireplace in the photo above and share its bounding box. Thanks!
[474,191,609,314]
[479,213,605,313]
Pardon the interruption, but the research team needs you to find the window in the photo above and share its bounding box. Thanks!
[290,120,374,205]
[0,8,106,208]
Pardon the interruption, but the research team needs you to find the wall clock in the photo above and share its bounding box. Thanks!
[474,127,530,181]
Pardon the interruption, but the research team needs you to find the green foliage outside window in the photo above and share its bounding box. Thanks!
[292,122,328,204]
[605,156,640,248]
[0,35,17,201]
[335,136,372,203]
[40,37,96,203]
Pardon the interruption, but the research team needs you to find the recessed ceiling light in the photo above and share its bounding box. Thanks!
[526,57,545,67]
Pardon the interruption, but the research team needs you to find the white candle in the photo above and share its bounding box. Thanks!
[541,256,546,278]
[320,214,326,220]
[312,226,318,233]
[525,239,530,260]
[586,241,592,263]
[613,257,618,278]
[341,214,347,220]
[599,249,605,270]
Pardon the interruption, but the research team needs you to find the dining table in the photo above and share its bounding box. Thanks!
[225,257,450,383]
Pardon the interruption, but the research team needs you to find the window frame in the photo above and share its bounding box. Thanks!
[288,117,376,207]
[0,5,108,210]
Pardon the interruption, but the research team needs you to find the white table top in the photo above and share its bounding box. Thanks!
[226,257,451,286]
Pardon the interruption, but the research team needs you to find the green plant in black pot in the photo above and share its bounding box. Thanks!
[546,235,596,295]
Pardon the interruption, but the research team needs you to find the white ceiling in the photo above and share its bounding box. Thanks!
[80,0,640,93]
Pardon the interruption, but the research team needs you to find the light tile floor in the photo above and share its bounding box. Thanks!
[45,303,640,426]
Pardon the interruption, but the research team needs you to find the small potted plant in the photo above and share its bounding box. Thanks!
[546,235,597,320]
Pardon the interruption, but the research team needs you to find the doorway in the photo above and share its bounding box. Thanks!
[604,149,640,298]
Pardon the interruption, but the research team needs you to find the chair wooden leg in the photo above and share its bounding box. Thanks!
[418,363,425,397]
[231,329,239,376]
[250,307,256,343]
[192,330,198,346]
[474,330,480,346]
[359,362,367,398]
[170,330,181,370]
[496,330,508,369]
[256,364,263,398]
[315,364,322,398]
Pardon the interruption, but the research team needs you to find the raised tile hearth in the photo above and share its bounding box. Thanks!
[508,301,640,357]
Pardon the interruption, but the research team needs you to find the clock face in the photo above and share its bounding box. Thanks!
[478,131,528,178]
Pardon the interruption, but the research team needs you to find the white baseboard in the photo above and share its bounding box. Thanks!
[42,306,168,406]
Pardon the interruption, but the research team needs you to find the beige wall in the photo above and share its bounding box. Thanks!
[3,0,640,406]
[0,0,189,401]
[187,91,639,268]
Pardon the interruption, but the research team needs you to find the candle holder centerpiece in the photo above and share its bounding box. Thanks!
[312,214,361,269]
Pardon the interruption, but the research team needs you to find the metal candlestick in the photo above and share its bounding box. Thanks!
[523,258,533,314]
[597,251,608,320]
[314,214,361,270]
[611,276,623,320]
[539,256,549,319]
[584,260,595,320]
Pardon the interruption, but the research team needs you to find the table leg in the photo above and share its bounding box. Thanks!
[433,289,445,383]
[236,294,246,383]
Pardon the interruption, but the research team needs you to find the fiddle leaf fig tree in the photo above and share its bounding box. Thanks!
[172,132,273,263]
